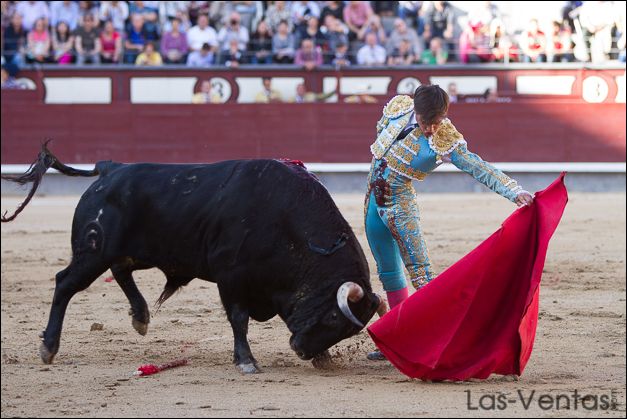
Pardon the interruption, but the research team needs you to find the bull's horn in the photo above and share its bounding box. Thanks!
[337,282,365,328]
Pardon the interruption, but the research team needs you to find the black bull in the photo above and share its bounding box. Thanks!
[1,144,381,373]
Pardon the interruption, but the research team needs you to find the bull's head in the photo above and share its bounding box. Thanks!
[288,282,380,360]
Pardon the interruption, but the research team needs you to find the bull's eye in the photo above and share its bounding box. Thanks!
[331,312,338,321]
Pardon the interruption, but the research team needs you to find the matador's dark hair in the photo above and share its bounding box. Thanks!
[413,84,449,125]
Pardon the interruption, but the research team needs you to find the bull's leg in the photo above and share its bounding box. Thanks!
[224,302,260,374]
[40,260,109,364]
[111,266,150,336]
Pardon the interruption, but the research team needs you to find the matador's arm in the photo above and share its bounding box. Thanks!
[430,119,529,203]
[449,143,529,203]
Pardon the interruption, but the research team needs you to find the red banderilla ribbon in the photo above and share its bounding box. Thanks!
[133,359,189,376]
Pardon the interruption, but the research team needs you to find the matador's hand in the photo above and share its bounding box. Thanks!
[515,192,534,207]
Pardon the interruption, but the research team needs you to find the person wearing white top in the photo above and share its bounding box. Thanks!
[99,1,129,33]
[217,12,249,52]
[186,14,218,52]
[357,32,386,66]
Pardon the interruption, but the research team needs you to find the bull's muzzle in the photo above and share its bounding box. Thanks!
[289,335,312,360]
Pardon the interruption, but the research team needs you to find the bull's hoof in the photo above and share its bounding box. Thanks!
[39,343,56,364]
[132,318,149,336]
[237,362,261,374]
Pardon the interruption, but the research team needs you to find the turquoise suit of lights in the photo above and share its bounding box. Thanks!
[364,95,528,292]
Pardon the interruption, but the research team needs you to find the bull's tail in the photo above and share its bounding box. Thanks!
[155,277,194,311]
[1,140,99,222]
[155,284,179,311]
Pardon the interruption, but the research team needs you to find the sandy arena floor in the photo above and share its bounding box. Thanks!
[1,190,625,417]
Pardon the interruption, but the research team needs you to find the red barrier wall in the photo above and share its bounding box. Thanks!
[2,66,625,164]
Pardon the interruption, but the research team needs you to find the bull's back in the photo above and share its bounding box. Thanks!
[72,160,315,274]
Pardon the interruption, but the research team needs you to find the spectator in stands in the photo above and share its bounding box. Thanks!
[343,1,373,42]
[100,20,122,64]
[99,1,129,33]
[291,82,315,103]
[619,15,626,63]
[397,1,424,32]
[124,14,148,63]
[1,64,25,89]
[50,1,80,32]
[26,18,50,64]
[386,18,422,59]
[522,18,547,63]
[187,14,218,53]
[135,41,163,66]
[192,79,222,104]
[291,1,321,31]
[129,1,160,37]
[16,1,50,31]
[188,1,211,26]
[320,1,344,24]
[420,37,448,64]
[1,1,16,31]
[248,20,273,64]
[207,1,232,30]
[295,38,323,70]
[255,76,282,103]
[470,1,500,28]
[356,32,386,66]
[52,21,74,65]
[272,20,295,64]
[549,20,574,62]
[357,14,387,44]
[161,17,188,64]
[322,15,349,58]
[159,1,189,26]
[331,42,351,68]
[447,82,459,103]
[459,20,493,63]
[74,13,100,65]
[561,1,579,33]
[3,13,27,71]
[217,12,249,57]
[373,1,398,19]
[166,9,192,34]
[266,1,292,33]
[222,38,245,67]
[290,82,335,103]
[388,38,417,66]
[186,42,214,67]
[578,1,617,63]
[231,1,261,34]
[78,1,100,26]
[422,1,454,45]
[296,15,326,50]
[490,19,519,63]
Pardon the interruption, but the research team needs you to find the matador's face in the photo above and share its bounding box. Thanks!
[417,114,446,138]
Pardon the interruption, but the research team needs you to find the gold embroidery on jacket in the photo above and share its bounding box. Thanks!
[429,119,465,155]
[386,158,428,181]
[370,112,412,159]
[383,95,414,119]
